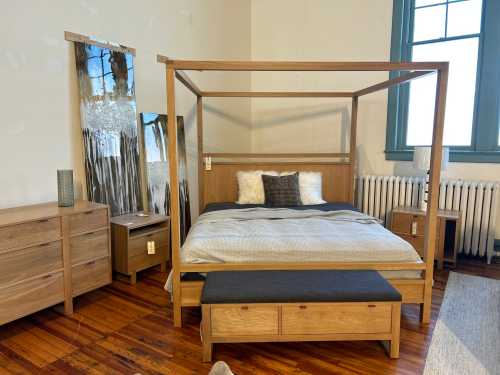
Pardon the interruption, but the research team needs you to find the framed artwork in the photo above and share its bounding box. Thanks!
[140,113,191,243]
[73,41,142,216]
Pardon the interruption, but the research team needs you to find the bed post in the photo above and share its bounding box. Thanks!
[166,66,183,327]
[348,96,358,204]
[197,96,204,215]
[421,64,448,324]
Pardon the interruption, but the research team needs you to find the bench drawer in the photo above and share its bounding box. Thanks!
[211,305,279,336]
[282,303,392,335]
[71,229,109,265]
[0,217,60,251]
[70,209,108,235]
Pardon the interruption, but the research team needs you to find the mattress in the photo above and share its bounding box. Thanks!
[165,204,424,293]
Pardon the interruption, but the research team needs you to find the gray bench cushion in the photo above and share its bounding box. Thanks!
[201,270,401,304]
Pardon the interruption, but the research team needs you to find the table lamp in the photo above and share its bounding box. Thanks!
[413,146,449,211]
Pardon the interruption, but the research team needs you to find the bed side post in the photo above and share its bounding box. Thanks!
[421,65,448,324]
[197,96,204,214]
[166,66,183,327]
[348,95,358,204]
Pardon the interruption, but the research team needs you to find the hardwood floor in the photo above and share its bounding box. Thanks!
[0,258,498,375]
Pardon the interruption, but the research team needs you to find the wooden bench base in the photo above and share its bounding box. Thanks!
[201,301,401,362]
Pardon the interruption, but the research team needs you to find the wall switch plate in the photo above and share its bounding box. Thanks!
[147,241,156,255]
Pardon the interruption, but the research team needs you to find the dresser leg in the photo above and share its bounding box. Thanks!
[64,299,74,316]
[160,262,167,272]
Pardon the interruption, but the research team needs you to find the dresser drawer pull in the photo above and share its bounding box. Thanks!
[42,274,53,279]
[299,305,307,310]
[83,211,93,215]
[368,304,377,308]
[86,260,96,266]
[38,219,50,223]
[39,242,51,247]
[241,306,249,311]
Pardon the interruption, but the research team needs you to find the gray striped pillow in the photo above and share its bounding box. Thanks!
[262,172,302,207]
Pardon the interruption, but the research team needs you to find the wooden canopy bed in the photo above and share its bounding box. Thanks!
[156,57,449,328]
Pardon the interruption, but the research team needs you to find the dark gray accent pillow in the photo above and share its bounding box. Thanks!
[262,173,302,207]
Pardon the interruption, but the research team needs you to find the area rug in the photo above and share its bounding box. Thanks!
[423,272,500,375]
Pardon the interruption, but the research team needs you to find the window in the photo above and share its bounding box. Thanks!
[386,0,500,162]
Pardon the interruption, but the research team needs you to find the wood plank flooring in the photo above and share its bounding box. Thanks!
[0,258,498,374]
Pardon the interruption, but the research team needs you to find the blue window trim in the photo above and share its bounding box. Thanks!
[386,0,500,163]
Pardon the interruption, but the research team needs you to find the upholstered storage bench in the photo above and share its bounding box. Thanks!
[200,270,401,362]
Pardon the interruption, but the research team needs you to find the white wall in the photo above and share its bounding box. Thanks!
[250,0,500,237]
[0,0,251,217]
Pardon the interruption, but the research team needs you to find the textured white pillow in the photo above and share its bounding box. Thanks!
[236,170,278,204]
[280,171,326,205]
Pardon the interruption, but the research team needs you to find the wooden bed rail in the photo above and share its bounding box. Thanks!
[158,57,449,328]
[180,262,427,273]
[203,153,350,159]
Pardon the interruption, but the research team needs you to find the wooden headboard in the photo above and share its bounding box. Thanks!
[202,161,352,208]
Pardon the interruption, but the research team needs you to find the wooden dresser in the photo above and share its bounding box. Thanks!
[0,200,112,325]
[391,206,461,269]
[110,213,170,284]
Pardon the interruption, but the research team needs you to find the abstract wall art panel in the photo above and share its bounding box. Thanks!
[74,42,142,216]
[140,113,191,243]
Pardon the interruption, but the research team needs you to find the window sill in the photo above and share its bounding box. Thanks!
[385,149,500,163]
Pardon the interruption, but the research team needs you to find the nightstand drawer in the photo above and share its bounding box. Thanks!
[129,229,169,257]
[397,234,440,258]
[392,213,426,235]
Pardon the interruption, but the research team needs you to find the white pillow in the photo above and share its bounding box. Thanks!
[298,172,326,205]
[280,171,326,205]
[236,170,278,204]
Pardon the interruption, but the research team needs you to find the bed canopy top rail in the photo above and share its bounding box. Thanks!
[157,56,449,328]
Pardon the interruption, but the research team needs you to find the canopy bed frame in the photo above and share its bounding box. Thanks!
[156,56,449,328]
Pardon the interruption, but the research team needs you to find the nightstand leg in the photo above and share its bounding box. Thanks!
[160,261,167,272]
[130,272,137,285]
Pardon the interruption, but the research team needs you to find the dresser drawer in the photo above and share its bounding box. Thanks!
[0,272,64,325]
[129,229,169,257]
[71,229,109,265]
[70,209,108,235]
[282,303,392,335]
[0,241,63,286]
[0,217,60,251]
[72,257,111,297]
[211,304,279,336]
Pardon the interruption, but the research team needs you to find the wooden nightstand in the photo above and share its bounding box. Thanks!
[390,206,461,270]
[110,213,170,284]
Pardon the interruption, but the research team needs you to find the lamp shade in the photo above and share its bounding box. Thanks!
[413,146,449,171]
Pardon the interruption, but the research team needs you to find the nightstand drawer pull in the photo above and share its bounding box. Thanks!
[411,221,418,235]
